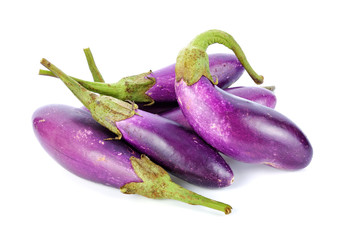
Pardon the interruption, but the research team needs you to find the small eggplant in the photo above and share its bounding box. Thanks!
[161,86,277,130]
[39,49,244,104]
[175,30,312,170]
[40,59,234,188]
[33,104,232,214]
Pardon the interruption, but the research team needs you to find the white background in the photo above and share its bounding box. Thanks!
[1,0,340,239]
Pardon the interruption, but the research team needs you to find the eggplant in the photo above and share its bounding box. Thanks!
[39,48,244,104]
[40,59,234,188]
[175,30,312,170]
[33,104,232,214]
[161,86,277,130]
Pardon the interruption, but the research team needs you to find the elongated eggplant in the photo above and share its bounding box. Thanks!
[39,49,244,104]
[40,59,234,188]
[33,104,232,214]
[161,86,277,130]
[175,30,312,170]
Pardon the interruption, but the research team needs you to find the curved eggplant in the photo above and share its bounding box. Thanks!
[175,30,312,170]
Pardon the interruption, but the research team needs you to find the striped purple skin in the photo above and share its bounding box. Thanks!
[175,77,313,170]
[32,105,142,188]
[145,54,244,102]
[115,110,234,188]
[161,86,277,130]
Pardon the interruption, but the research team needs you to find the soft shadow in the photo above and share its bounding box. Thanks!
[169,154,291,191]
[221,154,288,189]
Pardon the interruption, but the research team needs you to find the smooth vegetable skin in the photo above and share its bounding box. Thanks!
[33,105,141,188]
[33,104,232,214]
[175,30,313,170]
[40,59,234,188]
[39,50,244,104]
[161,86,277,130]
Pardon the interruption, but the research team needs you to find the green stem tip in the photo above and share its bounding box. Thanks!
[121,155,232,215]
[175,29,264,86]
[83,48,105,83]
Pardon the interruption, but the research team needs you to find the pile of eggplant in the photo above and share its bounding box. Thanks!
[33,29,312,215]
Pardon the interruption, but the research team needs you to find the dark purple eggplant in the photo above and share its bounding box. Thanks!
[32,104,232,214]
[137,101,179,114]
[39,48,244,104]
[40,59,234,188]
[175,30,312,170]
[161,86,276,130]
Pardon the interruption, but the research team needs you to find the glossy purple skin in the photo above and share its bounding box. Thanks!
[146,54,244,102]
[175,77,313,170]
[32,105,142,188]
[161,86,277,130]
[116,110,234,188]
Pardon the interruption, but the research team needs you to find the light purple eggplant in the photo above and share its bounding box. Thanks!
[161,86,277,130]
[39,50,244,104]
[32,104,232,214]
[33,104,141,187]
[40,59,234,188]
[175,30,313,170]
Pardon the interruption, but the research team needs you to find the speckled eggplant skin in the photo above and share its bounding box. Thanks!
[145,54,244,101]
[161,86,277,130]
[175,77,313,170]
[32,104,142,188]
[115,109,234,187]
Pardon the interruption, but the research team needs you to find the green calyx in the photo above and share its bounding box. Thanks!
[121,155,232,215]
[79,71,156,104]
[175,46,215,86]
[39,48,156,104]
[83,48,105,83]
[40,58,137,139]
[175,29,264,86]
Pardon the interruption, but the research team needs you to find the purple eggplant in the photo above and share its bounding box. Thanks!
[161,86,277,130]
[175,30,312,170]
[39,48,244,104]
[40,59,234,188]
[33,104,232,214]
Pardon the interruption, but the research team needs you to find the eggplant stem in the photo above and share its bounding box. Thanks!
[39,69,86,83]
[83,48,105,83]
[190,29,264,85]
[40,58,96,109]
[121,155,232,215]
